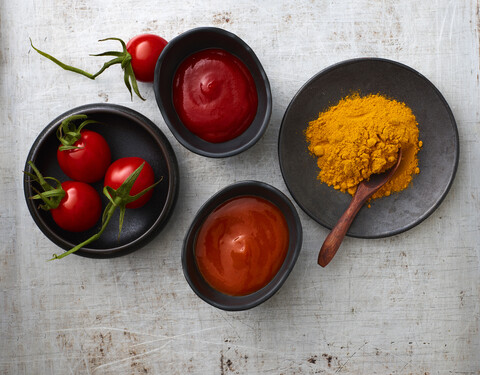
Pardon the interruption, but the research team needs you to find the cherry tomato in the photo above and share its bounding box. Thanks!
[57,130,111,183]
[104,157,155,209]
[51,181,102,232]
[126,34,168,82]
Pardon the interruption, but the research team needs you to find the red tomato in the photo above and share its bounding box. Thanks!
[51,181,102,232]
[104,157,155,209]
[127,34,168,82]
[57,130,111,183]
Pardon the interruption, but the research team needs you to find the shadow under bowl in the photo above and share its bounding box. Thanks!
[24,103,179,258]
[154,27,272,158]
[182,181,303,311]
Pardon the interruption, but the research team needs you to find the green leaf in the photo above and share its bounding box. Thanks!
[90,51,123,57]
[25,161,65,211]
[115,163,145,197]
[56,114,103,150]
[125,64,145,101]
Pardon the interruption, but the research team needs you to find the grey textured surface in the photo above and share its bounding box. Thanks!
[1,1,479,374]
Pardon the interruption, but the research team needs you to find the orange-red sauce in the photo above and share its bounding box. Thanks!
[194,196,289,296]
[173,49,258,143]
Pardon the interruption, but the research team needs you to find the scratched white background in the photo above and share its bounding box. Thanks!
[1,0,479,374]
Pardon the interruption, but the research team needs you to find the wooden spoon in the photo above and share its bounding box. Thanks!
[317,149,403,267]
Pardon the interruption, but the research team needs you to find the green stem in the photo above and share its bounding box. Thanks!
[48,196,120,260]
[30,38,96,79]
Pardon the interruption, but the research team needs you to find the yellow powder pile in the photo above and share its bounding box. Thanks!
[305,93,422,200]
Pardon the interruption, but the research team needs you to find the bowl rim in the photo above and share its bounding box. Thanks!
[154,26,272,158]
[182,180,303,311]
[23,103,180,258]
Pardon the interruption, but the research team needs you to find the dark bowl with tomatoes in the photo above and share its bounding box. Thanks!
[24,103,179,258]
[154,27,272,158]
[182,180,303,311]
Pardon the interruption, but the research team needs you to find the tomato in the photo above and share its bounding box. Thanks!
[104,157,155,209]
[127,34,168,83]
[51,181,102,232]
[57,129,111,183]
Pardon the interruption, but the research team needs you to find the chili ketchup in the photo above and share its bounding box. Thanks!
[173,49,258,143]
[194,196,289,296]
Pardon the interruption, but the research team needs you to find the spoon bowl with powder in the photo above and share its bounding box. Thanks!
[317,149,402,267]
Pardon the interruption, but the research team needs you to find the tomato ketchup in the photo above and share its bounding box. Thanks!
[172,49,258,143]
[194,196,289,296]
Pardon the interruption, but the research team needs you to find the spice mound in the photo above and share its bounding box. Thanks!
[305,93,422,200]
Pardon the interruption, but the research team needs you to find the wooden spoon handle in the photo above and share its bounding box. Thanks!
[317,190,369,267]
[318,150,402,267]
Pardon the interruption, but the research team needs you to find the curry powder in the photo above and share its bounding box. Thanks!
[305,93,422,200]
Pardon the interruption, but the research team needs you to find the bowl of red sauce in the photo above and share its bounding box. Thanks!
[182,181,303,311]
[154,27,272,158]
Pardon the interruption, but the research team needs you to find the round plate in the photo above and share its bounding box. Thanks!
[24,103,179,258]
[278,58,459,238]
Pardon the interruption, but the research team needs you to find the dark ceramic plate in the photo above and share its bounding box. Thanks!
[154,27,272,158]
[24,103,179,258]
[182,181,303,311]
[278,58,459,238]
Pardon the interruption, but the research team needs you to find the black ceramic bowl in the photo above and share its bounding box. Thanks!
[154,27,272,158]
[24,103,179,258]
[278,58,459,238]
[182,181,303,311]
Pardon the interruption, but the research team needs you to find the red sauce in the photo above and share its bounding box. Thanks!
[194,196,289,296]
[173,49,258,143]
